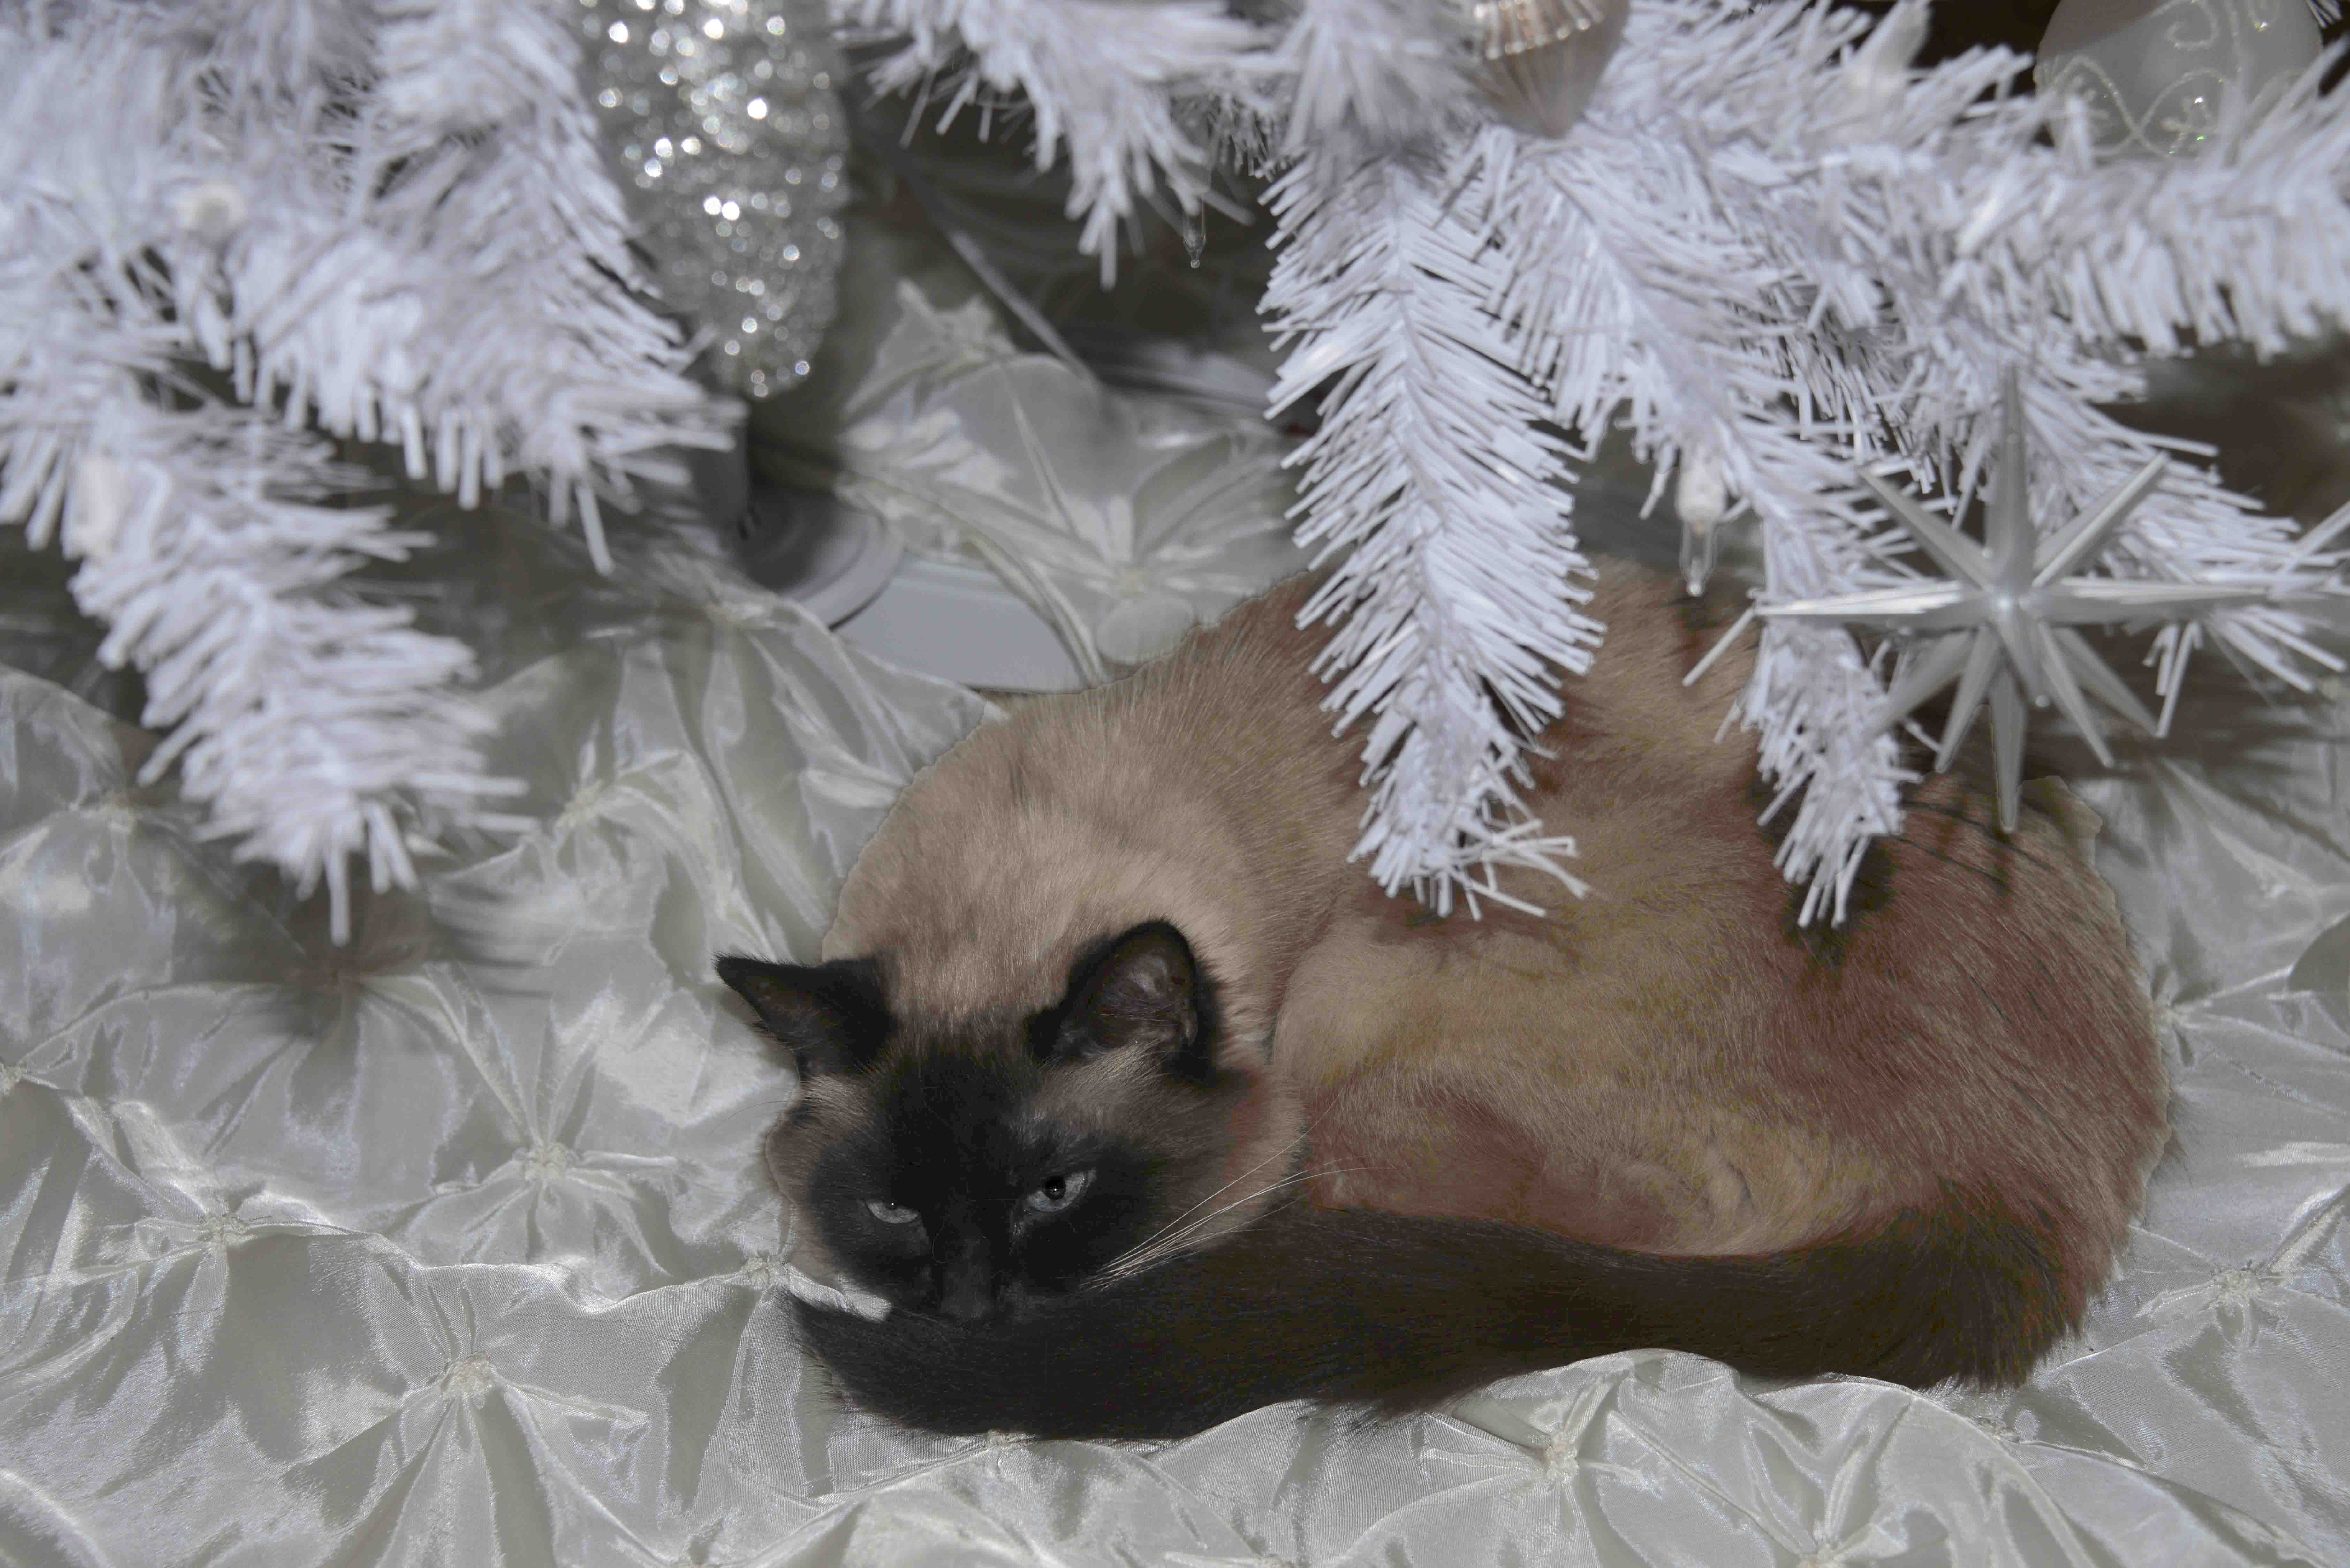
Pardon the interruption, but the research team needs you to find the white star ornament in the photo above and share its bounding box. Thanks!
[1762,378,2266,832]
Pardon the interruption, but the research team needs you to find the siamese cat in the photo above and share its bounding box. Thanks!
[716,563,2165,1441]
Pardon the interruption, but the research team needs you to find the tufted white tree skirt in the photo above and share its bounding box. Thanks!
[4,501,2350,1566]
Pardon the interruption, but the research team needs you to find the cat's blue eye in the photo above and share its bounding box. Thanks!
[1024,1168,1094,1215]
[865,1199,920,1225]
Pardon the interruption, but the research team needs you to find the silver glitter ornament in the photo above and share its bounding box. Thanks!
[1470,0,1632,139]
[578,0,849,399]
[1762,372,2266,832]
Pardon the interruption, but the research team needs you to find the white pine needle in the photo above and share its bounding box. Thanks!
[1,2,729,939]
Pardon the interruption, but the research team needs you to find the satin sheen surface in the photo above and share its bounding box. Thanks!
[5,514,2350,1566]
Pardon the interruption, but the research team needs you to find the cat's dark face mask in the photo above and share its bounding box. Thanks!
[720,922,1252,1320]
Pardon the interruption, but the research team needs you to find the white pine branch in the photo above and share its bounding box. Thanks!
[1488,6,1914,917]
[55,394,506,925]
[833,0,2350,923]
[1265,132,1603,914]
[248,0,725,566]
[1,2,727,939]
[832,0,1267,281]
[1726,16,2350,702]
[1274,0,1478,157]
[1493,0,2349,915]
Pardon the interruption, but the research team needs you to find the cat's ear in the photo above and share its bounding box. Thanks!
[716,955,891,1077]
[1046,922,1213,1082]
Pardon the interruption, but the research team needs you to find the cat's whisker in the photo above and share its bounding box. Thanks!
[1108,1146,1304,1263]
[1098,1197,1306,1280]
[1095,1166,1324,1280]
[1109,1135,1307,1264]
[1100,1158,1377,1280]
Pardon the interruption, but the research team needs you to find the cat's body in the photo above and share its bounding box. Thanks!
[720,564,2166,1440]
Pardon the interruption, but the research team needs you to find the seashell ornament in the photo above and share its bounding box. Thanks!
[1469,0,1633,139]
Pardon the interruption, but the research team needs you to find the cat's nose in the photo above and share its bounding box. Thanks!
[936,1269,996,1322]
[933,1219,998,1320]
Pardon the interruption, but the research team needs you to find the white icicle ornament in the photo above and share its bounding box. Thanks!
[1674,445,1731,594]
[1470,0,1631,139]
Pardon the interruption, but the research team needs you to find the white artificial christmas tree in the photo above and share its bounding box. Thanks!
[10,0,2350,936]
[0,0,729,939]
[840,0,2350,921]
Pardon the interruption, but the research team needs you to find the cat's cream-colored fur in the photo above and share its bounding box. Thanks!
[814,563,2165,1325]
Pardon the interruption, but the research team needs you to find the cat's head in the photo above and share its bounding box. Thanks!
[719,921,1296,1321]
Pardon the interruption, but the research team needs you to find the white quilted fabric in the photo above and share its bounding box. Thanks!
[746,215,1308,690]
[5,500,2350,1566]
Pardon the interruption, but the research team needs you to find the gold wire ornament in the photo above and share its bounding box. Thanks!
[1469,0,1633,139]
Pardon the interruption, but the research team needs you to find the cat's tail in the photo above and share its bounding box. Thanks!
[793,1194,2073,1441]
